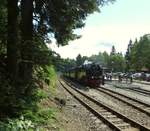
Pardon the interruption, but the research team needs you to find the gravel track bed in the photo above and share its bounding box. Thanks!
[56,81,112,131]
[83,88,150,128]
[105,82,150,104]
[133,83,150,90]
[133,81,150,89]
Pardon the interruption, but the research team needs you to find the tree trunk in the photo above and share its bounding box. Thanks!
[7,0,19,79]
[20,0,33,85]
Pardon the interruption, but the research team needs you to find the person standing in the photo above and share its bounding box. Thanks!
[118,74,122,83]
[130,75,133,83]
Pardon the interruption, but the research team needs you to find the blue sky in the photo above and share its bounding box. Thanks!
[50,0,150,59]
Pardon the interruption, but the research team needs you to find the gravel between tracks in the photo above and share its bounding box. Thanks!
[105,82,150,104]
[56,81,112,131]
[84,88,150,128]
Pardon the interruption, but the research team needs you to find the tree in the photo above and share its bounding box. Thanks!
[76,54,83,66]
[7,0,19,80]
[0,0,115,117]
[103,51,110,67]
[6,0,115,81]
[20,0,34,85]
[125,39,133,71]
[110,45,116,55]
[109,53,125,72]
[0,1,7,55]
[88,52,106,65]
[130,34,150,71]
[34,0,115,45]
[108,45,126,72]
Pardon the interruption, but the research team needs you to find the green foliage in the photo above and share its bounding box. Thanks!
[130,34,150,71]
[2,116,35,131]
[76,54,83,66]
[61,49,126,72]
[47,66,57,88]
[102,51,110,66]
[34,65,57,87]
[125,40,133,71]
[109,53,126,72]
[0,0,7,54]
[0,65,57,130]
[0,107,57,131]
[110,45,116,55]
[0,0,115,128]
[36,89,48,100]
[58,58,76,72]
[88,52,107,65]
[36,108,56,123]
[0,116,35,130]
[28,37,53,65]
[23,108,56,124]
[34,0,115,46]
[89,51,125,72]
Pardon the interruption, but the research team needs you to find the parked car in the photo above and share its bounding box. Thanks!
[132,73,142,79]
[145,73,150,81]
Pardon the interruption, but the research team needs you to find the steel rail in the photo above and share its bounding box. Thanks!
[60,79,150,131]
[107,81,150,96]
[105,82,150,106]
[126,88,150,96]
[58,81,121,131]
[95,87,150,116]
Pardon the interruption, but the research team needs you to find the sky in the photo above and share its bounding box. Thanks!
[49,0,150,59]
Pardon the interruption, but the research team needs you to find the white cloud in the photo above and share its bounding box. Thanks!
[50,23,150,59]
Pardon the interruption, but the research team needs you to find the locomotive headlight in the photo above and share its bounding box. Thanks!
[91,76,94,79]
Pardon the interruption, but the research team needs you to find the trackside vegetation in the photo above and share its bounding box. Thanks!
[0,0,115,130]
[0,65,58,130]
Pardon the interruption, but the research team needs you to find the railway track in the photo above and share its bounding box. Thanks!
[59,79,150,131]
[116,87,150,97]
[95,86,150,116]
[106,82,150,96]
[67,79,150,116]
[133,80,150,86]
[107,79,150,86]
[125,88,150,96]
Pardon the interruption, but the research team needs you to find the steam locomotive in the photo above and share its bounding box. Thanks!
[64,63,104,87]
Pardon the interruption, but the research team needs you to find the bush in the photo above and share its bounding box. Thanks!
[0,116,35,131]
[0,64,57,130]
